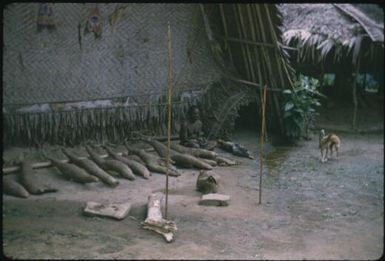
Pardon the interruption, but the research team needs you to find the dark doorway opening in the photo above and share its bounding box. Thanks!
[234,101,288,146]
[234,102,259,133]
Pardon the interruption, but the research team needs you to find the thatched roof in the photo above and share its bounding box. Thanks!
[354,4,384,25]
[334,4,383,42]
[278,4,384,67]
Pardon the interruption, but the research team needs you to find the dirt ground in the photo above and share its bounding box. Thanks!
[2,107,384,260]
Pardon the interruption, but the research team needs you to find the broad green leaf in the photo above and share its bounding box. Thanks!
[284,102,294,111]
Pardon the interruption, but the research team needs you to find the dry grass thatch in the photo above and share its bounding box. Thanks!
[279,4,384,66]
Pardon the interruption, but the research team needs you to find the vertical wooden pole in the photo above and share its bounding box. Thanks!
[259,84,268,205]
[165,21,173,219]
[352,58,360,130]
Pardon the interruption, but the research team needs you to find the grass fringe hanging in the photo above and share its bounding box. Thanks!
[4,100,194,147]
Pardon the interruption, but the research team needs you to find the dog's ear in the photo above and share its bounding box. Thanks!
[320,129,325,136]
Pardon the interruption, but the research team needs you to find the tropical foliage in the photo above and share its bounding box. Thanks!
[283,75,325,141]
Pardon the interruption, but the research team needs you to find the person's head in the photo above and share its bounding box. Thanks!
[189,106,200,121]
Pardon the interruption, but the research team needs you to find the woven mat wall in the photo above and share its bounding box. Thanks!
[3,3,222,105]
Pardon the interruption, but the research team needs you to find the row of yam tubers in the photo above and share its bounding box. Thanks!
[3,138,238,198]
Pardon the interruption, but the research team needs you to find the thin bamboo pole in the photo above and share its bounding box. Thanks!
[246,4,263,89]
[263,4,286,89]
[237,5,257,84]
[246,4,266,135]
[254,4,276,138]
[233,4,251,80]
[165,21,173,219]
[251,7,264,98]
[226,76,282,92]
[255,5,284,135]
[219,4,234,66]
[220,36,277,49]
[259,84,268,205]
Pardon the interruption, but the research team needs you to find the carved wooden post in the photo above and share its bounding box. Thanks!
[141,192,177,243]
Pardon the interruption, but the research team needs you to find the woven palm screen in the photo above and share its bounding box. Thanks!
[3,3,294,146]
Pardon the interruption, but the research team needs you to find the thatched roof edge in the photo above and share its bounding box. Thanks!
[279,4,384,65]
[334,4,384,42]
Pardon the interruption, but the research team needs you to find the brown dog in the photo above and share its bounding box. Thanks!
[319,129,341,163]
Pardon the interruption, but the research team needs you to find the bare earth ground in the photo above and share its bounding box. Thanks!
[2,106,384,260]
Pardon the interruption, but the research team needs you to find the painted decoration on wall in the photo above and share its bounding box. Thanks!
[37,3,56,32]
[85,5,102,38]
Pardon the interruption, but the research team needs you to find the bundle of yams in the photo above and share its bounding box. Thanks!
[4,137,243,198]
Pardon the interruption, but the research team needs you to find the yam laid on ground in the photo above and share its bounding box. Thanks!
[215,156,237,166]
[125,154,145,164]
[170,143,217,159]
[47,156,99,184]
[62,148,119,187]
[125,145,181,177]
[3,177,30,198]
[85,145,136,181]
[170,141,233,166]
[19,159,58,194]
[142,138,213,170]
[103,146,150,179]
[201,158,217,167]
[171,153,213,170]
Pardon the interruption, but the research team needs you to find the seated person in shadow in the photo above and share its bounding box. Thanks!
[179,106,215,150]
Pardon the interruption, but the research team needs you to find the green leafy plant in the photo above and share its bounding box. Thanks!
[283,75,325,141]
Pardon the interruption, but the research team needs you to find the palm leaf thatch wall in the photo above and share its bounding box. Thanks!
[279,4,384,76]
[3,3,222,146]
[200,4,295,138]
[3,3,294,146]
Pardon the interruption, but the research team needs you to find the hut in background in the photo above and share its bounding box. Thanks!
[3,3,294,147]
[279,4,384,129]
